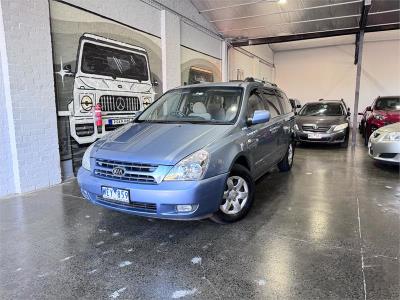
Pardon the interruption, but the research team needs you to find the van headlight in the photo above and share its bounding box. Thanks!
[164,149,209,181]
[333,123,348,132]
[382,132,400,141]
[82,143,95,171]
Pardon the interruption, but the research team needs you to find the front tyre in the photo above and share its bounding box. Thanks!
[210,164,255,224]
[278,142,295,172]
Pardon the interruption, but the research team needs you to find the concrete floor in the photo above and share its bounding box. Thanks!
[1,140,399,299]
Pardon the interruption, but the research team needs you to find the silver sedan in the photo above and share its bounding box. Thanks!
[368,122,400,164]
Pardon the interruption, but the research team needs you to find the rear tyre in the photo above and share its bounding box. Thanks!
[210,164,255,224]
[277,142,295,172]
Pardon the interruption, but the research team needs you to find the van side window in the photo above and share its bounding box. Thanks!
[246,92,266,120]
[262,89,281,118]
[275,91,292,114]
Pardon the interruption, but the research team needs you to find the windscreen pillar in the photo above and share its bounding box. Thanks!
[0,0,61,196]
[161,10,181,92]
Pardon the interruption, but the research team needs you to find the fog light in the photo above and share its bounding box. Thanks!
[176,205,194,212]
[81,189,90,200]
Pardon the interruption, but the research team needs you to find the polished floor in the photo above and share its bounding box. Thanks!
[1,140,399,299]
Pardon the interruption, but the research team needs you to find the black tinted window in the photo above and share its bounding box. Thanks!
[276,91,292,114]
[262,89,281,118]
[81,42,149,81]
[246,92,266,119]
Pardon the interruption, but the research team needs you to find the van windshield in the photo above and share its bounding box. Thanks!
[299,103,344,116]
[81,42,149,82]
[137,87,243,124]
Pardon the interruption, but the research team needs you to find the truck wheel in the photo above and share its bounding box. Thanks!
[278,142,294,172]
[210,164,255,224]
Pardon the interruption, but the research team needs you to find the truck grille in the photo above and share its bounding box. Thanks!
[302,125,331,132]
[94,159,158,184]
[99,96,140,112]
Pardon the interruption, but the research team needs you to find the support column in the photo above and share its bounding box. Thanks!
[161,10,181,92]
[352,30,364,147]
[221,41,228,82]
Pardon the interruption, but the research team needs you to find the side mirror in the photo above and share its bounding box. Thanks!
[152,80,159,87]
[296,104,301,108]
[294,111,298,115]
[249,110,270,126]
[358,112,364,115]
[347,111,351,116]
[366,106,372,111]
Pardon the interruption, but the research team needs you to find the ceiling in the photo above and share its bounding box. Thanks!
[191,0,400,43]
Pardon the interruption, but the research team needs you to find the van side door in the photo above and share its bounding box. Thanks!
[261,89,286,164]
[275,90,295,157]
[243,90,273,178]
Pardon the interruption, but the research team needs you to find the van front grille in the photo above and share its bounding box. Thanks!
[94,159,158,184]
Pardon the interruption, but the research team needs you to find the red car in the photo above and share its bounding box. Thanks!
[360,96,400,145]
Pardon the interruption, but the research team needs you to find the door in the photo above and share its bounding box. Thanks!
[243,90,273,178]
[261,89,286,164]
[275,90,295,154]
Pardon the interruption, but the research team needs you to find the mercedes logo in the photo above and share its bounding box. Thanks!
[115,97,125,111]
[112,166,126,176]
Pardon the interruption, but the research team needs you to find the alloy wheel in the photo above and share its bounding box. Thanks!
[220,176,249,215]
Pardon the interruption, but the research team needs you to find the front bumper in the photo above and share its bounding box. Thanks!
[295,130,346,144]
[368,139,400,164]
[77,168,228,220]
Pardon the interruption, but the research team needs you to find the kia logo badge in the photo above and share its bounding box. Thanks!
[112,166,126,176]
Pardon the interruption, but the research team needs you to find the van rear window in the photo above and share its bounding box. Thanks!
[81,42,149,82]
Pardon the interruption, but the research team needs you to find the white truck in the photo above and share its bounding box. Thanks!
[62,33,156,144]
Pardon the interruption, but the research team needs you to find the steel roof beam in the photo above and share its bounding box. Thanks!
[209,0,362,23]
[354,0,371,64]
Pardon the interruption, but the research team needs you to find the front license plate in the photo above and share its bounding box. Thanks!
[102,186,130,203]
[308,133,322,139]
[109,119,133,125]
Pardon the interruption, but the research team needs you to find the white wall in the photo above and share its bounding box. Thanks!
[274,33,400,113]
[0,0,61,196]
[228,44,274,82]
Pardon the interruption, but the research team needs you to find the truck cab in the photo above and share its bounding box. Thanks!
[64,33,156,145]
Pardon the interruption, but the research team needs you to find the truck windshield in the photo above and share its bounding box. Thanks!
[299,103,343,116]
[374,97,400,111]
[137,87,243,124]
[81,42,149,82]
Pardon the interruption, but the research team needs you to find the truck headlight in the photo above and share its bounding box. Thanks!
[333,123,348,132]
[382,132,400,141]
[164,149,209,181]
[82,143,95,171]
[142,96,152,108]
[80,95,93,111]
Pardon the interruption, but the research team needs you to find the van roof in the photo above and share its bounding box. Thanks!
[82,33,147,53]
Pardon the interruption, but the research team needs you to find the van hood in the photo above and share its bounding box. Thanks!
[296,115,347,127]
[77,76,153,93]
[94,122,232,165]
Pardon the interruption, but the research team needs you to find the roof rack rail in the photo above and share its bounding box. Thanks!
[244,77,277,87]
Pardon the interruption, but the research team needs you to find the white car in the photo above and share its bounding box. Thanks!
[368,122,400,164]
